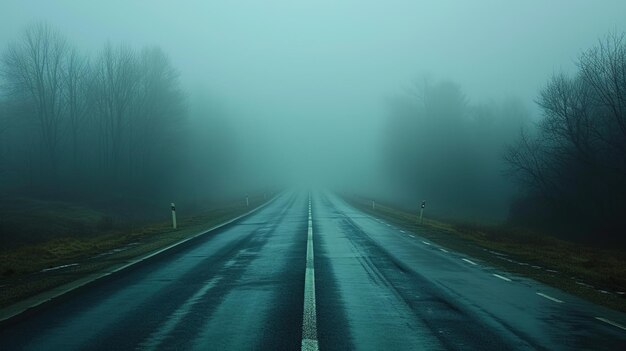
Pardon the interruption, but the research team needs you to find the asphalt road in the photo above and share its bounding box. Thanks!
[1,191,625,350]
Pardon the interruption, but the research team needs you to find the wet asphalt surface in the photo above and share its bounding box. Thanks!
[1,191,625,350]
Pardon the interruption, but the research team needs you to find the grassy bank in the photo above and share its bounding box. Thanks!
[346,195,626,313]
[0,196,266,309]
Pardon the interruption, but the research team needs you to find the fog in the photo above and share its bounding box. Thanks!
[2,1,626,242]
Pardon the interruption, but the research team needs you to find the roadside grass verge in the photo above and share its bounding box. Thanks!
[345,195,626,313]
[0,197,108,251]
[0,197,266,309]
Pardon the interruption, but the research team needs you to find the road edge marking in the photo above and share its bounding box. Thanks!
[301,194,319,351]
[462,258,478,266]
[595,317,626,331]
[493,274,512,282]
[536,292,563,303]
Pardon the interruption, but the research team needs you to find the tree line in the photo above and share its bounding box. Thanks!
[385,32,626,245]
[505,33,626,244]
[0,23,186,206]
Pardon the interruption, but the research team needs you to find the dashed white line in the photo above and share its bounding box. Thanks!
[400,230,406,233]
[536,292,563,303]
[409,235,415,238]
[595,317,626,331]
[462,258,478,266]
[493,274,512,282]
[439,248,448,253]
[421,241,431,246]
[41,263,79,272]
[301,196,318,351]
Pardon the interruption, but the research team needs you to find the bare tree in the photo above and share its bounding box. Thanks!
[578,33,626,175]
[506,32,626,240]
[0,98,8,174]
[0,97,8,136]
[130,47,185,182]
[504,127,561,203]
[0,22,68,178]
[91,43,138,180]
[579,33,626,142]
[62,47,90,170]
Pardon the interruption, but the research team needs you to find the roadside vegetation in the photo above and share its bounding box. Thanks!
[347,196,626,313]
[0,195,267,309]
[382,32,626,246]
[0,22,268,309]
[505,33,626,245]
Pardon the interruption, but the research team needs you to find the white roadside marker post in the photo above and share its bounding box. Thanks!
[372,200,376,210]
[246,193,249,207]
[171,202,177,229]
[420,200,426,224]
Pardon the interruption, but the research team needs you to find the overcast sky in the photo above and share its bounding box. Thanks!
[2,0,626,186]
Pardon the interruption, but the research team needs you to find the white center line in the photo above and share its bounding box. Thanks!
[462,258,478,266]
[595,317,626,331]
[409,234,415,238]
[301,195,318,351]
[422,241,431,246]
[493,274,512,282]
[536,292,563,303]
[400,230,406,233]
[439,248,449,253]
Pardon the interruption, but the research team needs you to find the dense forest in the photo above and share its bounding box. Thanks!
[0,23,240,219]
